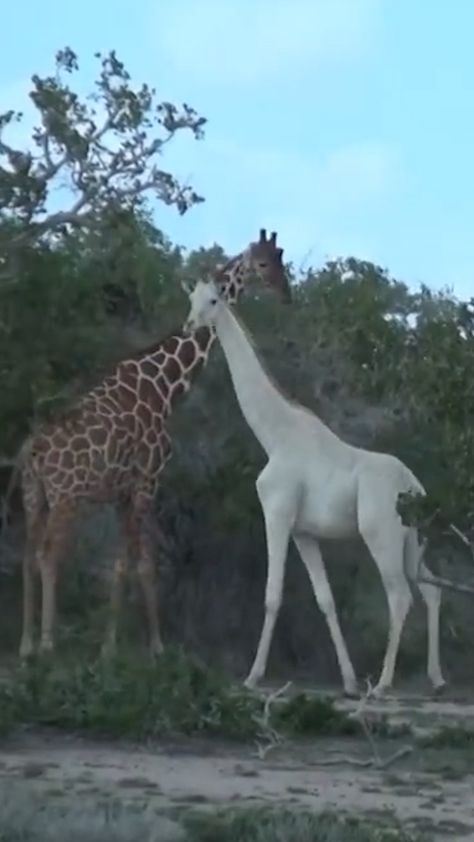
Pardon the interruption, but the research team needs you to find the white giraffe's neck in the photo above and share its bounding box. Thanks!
[214,302,294,455]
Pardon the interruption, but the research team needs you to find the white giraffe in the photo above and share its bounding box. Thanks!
[182,279,446,698]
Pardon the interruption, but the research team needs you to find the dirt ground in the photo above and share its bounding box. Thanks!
[2,688,474,839]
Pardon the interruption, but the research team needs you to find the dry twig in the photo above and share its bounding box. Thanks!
[252,681,292,760]
[316,678,415,770]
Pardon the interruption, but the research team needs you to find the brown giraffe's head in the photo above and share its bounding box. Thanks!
[246,229,291,303]
[212,229,291,304]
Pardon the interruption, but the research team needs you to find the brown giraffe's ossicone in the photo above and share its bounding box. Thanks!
[14,230,288,660]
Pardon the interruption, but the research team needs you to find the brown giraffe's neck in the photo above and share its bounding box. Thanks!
[120,326,215,416]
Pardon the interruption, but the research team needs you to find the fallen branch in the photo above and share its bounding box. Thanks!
[253,681,292,760]
[343,679,414,771]
[314,744,413,770]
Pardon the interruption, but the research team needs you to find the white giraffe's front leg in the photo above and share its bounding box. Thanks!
[293,533,358,697]
[244,465,298,689]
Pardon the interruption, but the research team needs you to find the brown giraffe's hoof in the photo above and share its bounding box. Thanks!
[38,641,55,661]
[19,640,35,661]
[100,641,117,660]
[149,640,164,659]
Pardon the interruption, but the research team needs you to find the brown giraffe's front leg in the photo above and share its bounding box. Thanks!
[37,502,75,654]
[133,494,163,658]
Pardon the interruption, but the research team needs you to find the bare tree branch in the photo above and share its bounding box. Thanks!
[418,573,474,596]
[0,47,206,273]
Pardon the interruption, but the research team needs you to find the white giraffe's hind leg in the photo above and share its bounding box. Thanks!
[244,466,298,689]
[293,533,358,697]
[404,529,445,691]
[359,516,412,697]
[417,565,445,692]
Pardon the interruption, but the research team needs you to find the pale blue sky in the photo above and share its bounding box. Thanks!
[2,1,474,296]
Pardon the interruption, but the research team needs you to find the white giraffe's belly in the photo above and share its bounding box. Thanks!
[295,475,359,540]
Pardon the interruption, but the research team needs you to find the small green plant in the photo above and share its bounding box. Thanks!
[273,692,359,737]
[418,724,474,749]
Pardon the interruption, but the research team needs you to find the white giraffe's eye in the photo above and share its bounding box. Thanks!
[210,298,217,305]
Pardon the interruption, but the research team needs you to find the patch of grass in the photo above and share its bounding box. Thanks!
[184,806,430,841]
[0,650,365,742]
[0,790,185,841]
[0,788,431,842]
[417,724,474,749]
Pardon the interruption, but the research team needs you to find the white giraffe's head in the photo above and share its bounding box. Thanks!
[182,279,221,334]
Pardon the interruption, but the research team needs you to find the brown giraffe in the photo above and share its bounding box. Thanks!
[12,230,290,659]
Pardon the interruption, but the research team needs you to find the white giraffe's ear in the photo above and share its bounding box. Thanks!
[181,279,195,296]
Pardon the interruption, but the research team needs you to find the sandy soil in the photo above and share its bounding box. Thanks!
[2,690,474,839]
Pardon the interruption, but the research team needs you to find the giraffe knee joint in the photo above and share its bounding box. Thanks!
[264,595,281,616]
[317,592,336,618]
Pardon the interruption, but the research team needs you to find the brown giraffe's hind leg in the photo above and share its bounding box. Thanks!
[37,502,75,654]
[19,495,47,659]
[101,503,131,658]
[133,495,163,657]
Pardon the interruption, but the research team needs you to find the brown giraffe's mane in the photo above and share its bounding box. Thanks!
[125,325,210,362]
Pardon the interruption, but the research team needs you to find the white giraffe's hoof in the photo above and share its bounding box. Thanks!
[369,683,391,700]
[431,680,447,698]
[243,674,260,690]
[342,684,360,700]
